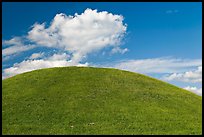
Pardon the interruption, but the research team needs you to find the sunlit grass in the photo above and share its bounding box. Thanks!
[2,67,202,135]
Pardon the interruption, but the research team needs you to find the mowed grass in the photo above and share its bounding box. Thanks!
[2,67,202,135]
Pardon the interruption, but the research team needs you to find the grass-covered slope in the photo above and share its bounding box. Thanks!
[2,67,202,135]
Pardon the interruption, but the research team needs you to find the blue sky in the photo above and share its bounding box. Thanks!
[2,2,202,95]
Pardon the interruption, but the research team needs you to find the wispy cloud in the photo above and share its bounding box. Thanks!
[2,37,35,57]
[29,52,45,60]
[47,53,70,61]
[3,37,22,46]
[111,47,129,54]
[2,53,88,79]
[163,66,202,83]
[184,86,202,96]
[105,57,201,74]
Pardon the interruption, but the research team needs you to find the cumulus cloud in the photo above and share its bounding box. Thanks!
[163,66,202,83]
[107,57,202,74]
[2,53,88,79]
[2,8,128,79]
[184,86,202,96]
[29,52,44,59]
[27,8,127,64]
[2,37,35,56]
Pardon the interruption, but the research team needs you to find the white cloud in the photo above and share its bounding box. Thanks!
[163,66,202,83]
[2,37,35,56]
[29,52,44,59]
[2,45,34,57]
[184,86,202,96]
[27,8,127,64]
[2,8,127,79]
[2,53,88,79]
[27,23,59,47]
[3,37,22,46]
[3,60,71,78]
[108,57,202,74]
[111,47,129,54]
[47,53,70,61]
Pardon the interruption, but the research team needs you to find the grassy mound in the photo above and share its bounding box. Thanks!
[2,67,202,135]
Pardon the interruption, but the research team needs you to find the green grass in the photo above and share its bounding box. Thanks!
[2,67,202,135]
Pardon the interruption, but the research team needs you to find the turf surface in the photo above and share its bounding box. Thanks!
[2,67,202,135]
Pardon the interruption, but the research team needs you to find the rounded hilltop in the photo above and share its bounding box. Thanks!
[2,67,202,135]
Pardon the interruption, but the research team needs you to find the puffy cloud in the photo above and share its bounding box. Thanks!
[2,53,88,79]
[107,57,202,74]
[2,37,35,56]
[163,66,202,83]
[27,8,127,64]
[184,86,202,96]
[2,8,127,79]
[29,52,44,59]
[27,23,60,47]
